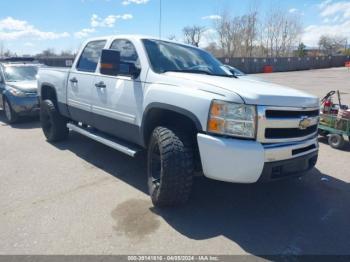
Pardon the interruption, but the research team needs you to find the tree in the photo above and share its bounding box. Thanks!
[319,35,347,55]
[214,10,253,57]
[3,50,14,57]
[344,39,349,55]
[205,42,224,57]
[262,7,303,57]
[167,35,177,41]
[214,10,234,57]
[36,48,56,58]
[297,42,307,57]
[241,11,259,57]
[183,26,206,47]
[59,50,75,57]
[0,42,4,58]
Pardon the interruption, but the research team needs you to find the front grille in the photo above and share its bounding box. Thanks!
[266,110,319,118]
[257,106,320,143]
[25,92,38,97]
[265,126,318,139]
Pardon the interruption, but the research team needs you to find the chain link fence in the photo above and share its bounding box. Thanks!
[37,57,75,67]
[219,55,350,74]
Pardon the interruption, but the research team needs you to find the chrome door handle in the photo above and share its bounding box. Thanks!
[95,81,106,88]
[70,77,78,83]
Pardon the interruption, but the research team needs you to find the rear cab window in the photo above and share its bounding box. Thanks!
[76,40,107,72]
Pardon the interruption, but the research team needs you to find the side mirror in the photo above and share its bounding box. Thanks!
[118,62,141,79]
[100,49,121,76]
[127,63,141,79]
[100,49,141,79]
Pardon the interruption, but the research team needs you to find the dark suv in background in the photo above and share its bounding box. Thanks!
[0,58,41,123]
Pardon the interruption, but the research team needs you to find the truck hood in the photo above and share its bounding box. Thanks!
[6,81,37,93]
[165,72,319,108]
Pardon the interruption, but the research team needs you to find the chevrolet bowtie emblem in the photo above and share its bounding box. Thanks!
[299,117,312,130]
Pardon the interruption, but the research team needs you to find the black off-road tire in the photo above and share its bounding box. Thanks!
[3,97,18,124]
[328,134,345,150]
[40,99,69,142]
[147,127,195,207]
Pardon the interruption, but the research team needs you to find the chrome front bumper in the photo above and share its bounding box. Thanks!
[264,137,319,162]
[197,134,318,184]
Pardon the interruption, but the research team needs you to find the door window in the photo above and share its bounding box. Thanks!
[77,40,106,72]
[110,39,140,68]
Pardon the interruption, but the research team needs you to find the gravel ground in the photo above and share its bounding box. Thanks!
[0,68,349,256]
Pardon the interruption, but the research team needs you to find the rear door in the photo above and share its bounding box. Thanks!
[67,40,106,125]
[91,39,143,144]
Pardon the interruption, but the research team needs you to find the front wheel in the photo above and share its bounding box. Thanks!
[147,127,195,207]
[3,98,18,124]
[40,100,69,142]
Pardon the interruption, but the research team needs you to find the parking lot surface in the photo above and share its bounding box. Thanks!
[0,68,349,256]
[256,67,350,105]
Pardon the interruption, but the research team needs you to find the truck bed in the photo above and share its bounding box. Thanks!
[38,67,71,104]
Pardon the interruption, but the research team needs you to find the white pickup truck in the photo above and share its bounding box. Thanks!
[38,35,320,207]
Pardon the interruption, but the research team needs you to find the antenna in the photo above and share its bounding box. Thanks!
[159,0,162,39]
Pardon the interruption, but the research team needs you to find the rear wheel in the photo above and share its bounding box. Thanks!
[3,98,18,124]
[328,134,345,150]
[40,99,69,142]
[147,127,195,207]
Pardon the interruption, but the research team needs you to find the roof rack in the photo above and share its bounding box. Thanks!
[0,57,37,63]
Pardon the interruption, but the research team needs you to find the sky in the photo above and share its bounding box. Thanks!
[0,0,349,55]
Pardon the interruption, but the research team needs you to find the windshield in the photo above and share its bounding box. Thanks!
[4,66,38,82]
[142,39,233,77]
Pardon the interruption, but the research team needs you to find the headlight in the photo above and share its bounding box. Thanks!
[208,100,257,139]
[8,87,27,97]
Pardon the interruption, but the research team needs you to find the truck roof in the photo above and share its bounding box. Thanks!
[0,62,41,67]
[0,57,40,67]
[81,34,200,49]
[85,34,158,41]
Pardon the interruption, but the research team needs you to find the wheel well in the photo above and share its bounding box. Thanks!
[142,108,203,173]
[41,85,57,104]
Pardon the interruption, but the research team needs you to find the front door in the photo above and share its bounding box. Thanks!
[67,40,107,125]
[92,39,143,145]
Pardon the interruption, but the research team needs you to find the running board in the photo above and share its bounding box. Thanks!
[67,123,141,157]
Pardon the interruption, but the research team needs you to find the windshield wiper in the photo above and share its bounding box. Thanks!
[218,74,238,78]
[162,69,213,75]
